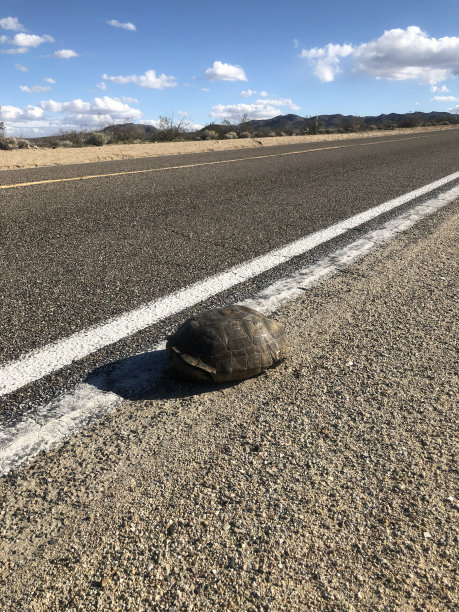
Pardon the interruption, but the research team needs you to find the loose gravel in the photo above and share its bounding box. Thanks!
[0,205,457,611]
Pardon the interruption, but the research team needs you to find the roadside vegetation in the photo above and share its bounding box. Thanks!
[1,111,457,150]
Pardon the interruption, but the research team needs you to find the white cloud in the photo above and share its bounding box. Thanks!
[43,77,56,84]
[144,117,202,131]
[1,46,28,54]
[177,110,189,116]
[300,43,353,82]
[204,61,247,81]
[0,104,44,121]
[262,97,300,110]
[301,26,459,85]
[431,95,458,101]
[353,27,459,84]
[211,97,300,121]
[239,89,258,97]
[110,96,139,103]
[107,19,136,31]
[14,63,28,71]
[96,81,108,90]
[39,99,89,113]
[293,38,299,49]
[200,87,210,92]
[38,96,142,119]
[143,119,161,127]
[431,84,449,92]
[53,49,78,58]
[20,85,52,93]
[259,90,268,97]
[102,69,177,89]
[211,102,281,121]
[0,17,24,31]
[0,96,142,134]
[11,33,54,47]
[448,105,459,113]
[0,35,7,43]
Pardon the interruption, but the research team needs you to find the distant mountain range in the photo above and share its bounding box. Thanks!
[243,111,457,132]
[28,111,457,145]
[107,111,456,137]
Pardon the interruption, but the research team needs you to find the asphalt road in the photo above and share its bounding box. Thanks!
[1,129,458,410]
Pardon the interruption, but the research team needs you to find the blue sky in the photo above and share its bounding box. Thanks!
[1,0,459,136]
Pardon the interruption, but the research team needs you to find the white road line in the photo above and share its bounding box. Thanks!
[0,184,458,475]
[1,170,459,399]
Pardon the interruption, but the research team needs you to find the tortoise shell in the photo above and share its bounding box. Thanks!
[166,304,289,383]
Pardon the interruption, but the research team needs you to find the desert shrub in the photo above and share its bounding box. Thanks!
[367,124,378,131]
[63,131,85,146]
[224,131,238,139]
[236,113,253,137]
[400,115,421,128]
[16,138,31,149]
[105,123,140,143]
[0,136,18,150]
[202,129,219,140]
[56,140,74,148]
[84,131,108,146]
[253,128,270,138]
[156,116,190,142]
[304,117,324,134]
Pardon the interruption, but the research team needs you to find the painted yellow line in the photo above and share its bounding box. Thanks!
[0,135,426,190]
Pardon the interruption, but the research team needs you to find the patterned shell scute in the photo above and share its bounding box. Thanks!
[166,304,289,383]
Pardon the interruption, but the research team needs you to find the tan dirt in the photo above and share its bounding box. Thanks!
[1,125,458,171]
[0,202,457,610]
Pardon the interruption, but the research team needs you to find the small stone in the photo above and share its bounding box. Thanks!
[423,531,432,539]
[167,523,176,537]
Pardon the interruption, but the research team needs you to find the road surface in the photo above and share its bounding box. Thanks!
[0,129,458,414]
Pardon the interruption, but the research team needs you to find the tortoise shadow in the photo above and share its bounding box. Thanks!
[85,348,239,401]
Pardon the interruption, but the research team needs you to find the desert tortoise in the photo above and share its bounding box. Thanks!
[166,304,289,383]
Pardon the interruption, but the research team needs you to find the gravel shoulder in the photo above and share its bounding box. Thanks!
[1,125,457,170]
[0,204,458,611]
